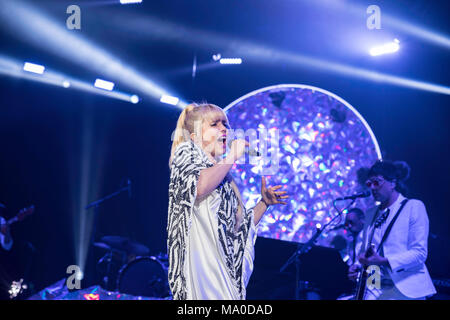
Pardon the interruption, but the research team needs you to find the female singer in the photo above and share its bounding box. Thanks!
[167,103,288,300]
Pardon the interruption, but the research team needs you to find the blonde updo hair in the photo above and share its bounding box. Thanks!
[169,102,227,166]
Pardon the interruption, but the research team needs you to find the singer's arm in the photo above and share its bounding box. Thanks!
[196,140,247,198]
[196,160,233,198]
[253,200,268,225]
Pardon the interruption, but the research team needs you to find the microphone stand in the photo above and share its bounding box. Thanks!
[279,197,356,299]
[85,184,130,210]
[85,183,130,238]
[84,182,130,287]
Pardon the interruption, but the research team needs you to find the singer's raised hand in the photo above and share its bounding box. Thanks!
[227,139,249,163]
[261,176,289,206]
[253,176,289,225]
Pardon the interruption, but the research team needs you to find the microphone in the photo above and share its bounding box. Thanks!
[127,179,132,198]
[335,190,370,201]
[227,139,261,157]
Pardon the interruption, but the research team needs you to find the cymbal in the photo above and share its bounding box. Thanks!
[93,242,112,251]
[100,236,150,256]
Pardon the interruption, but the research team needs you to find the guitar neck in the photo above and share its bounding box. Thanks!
[354,243,375,300]
[4,205,34,226]
[6,216,19,226]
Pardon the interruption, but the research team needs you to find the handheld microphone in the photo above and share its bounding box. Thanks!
[335,190,370,201]
[227,139,261,157]
[127,179,132,198]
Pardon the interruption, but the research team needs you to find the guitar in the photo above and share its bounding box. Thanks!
[354,243,375,300]
[1,205,35,228]
[1,205,35,299]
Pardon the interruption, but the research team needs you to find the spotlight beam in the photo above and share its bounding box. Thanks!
[108,13,450,96]
[383,15,450,50]
[0,55,140,103]
[0,0,186,107]
[308,0,450,50]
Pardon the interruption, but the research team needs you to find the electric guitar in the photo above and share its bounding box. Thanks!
[354,243,375,300]
[1,205,35,299]
[1,205,35,227]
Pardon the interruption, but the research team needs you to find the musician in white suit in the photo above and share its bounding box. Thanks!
[348,160,436,300]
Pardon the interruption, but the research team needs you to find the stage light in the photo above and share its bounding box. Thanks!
[94,79,115,91]
[109,14,450,95]
[385,17,450,50]
[1,56,145,106]
[23,62,45,74]
[0,0,186,107]
[370,39,400,56]
[130,94,140,104]
[219,58,242,65]
[160,94,179,105]
[83,293,100,300]
[212,53,222,61]
[75,270,84,281]
[309,0,450,50]
[120,0,142,4]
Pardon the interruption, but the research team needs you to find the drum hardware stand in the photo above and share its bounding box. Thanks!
[96,248,128,291]
[97,251,111,288]
[85,180,131,288]
[97,251,113,290]
[280,197,356,299]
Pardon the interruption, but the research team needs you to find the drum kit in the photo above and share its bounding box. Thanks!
[82,180,171,298]
[94,236,170,298]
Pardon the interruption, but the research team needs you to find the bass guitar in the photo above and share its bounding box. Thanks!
[354,243,375,300]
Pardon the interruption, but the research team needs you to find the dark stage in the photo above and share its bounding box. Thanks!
[0,0,449,302]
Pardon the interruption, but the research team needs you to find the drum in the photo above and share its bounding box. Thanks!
[116,256,170,298]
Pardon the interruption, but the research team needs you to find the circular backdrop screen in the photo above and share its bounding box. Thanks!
[224,84,381,246]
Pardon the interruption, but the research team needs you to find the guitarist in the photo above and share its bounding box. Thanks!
[0,204,34,252]
[348,160,436,300]
[0,217,13,251]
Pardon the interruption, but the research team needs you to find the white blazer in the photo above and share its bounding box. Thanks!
[360,194,436,299]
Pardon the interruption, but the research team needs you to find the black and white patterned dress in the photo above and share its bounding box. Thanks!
[167,141,258,300]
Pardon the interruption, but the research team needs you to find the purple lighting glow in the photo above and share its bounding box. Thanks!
[225,84,381,246]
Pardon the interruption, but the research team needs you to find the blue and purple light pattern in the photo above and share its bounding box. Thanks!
[225,85,381,246]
